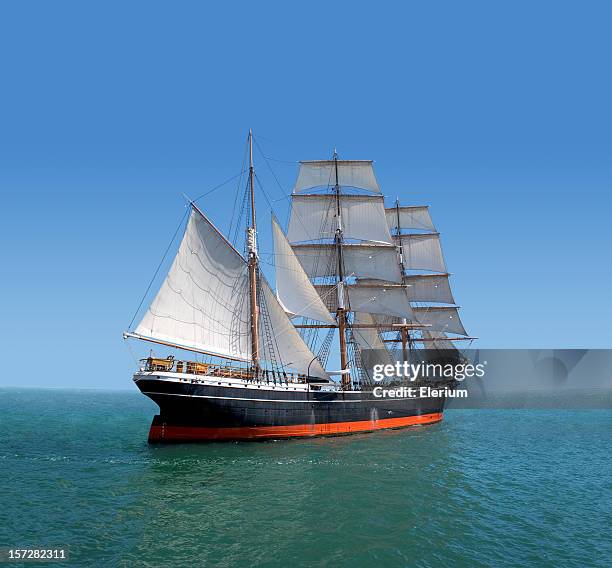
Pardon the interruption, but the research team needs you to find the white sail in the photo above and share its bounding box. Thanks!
[356,275,455,305]
[421,331,458,350]
[386,206,436,232]
[315,283,413,319]
[294,160,380,193]
[364,309,467,336]
[292,243,403,282]
[259,279,329,379]
[353,312,394,381]
[413,307,467,336]
[271,217,336,324]
[287,194,392,244]
[395,233,446,273]
[135,208,251,361]
[403,274,455,304]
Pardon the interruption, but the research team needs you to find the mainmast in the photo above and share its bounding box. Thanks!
[395,198,410,362]
[247,130,260,373]
[333,151,350,389]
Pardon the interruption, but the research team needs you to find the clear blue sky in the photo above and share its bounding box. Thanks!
[1,1,610,388]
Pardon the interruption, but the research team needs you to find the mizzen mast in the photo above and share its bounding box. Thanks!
[247,129,260,373]
[395,198,410,362]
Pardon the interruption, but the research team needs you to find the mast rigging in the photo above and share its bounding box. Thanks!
[333,151,350,389]
[247,129,260,374]
[395,198,411,361]
[124,138,473,390]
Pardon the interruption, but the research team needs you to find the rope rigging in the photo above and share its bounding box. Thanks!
[127,208,189,331]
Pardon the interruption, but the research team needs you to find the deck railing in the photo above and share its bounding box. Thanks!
[140,357,307,384]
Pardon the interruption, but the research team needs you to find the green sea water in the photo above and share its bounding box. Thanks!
[0,388,610,567]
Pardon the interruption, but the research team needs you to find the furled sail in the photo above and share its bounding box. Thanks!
[291,243,403,282]
[385,206,436,233]
[413,307,467,336]
[135,207,251,361]
[293,160,381,193]
[287,194,392,244]
[271,217,336,324]
[394,233,446,273]
[315,283,414,319]
[259,278,329,379]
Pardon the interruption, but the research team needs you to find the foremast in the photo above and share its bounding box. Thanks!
[247,129,260,374]
[332,152,350,390]
[125,130,330,381]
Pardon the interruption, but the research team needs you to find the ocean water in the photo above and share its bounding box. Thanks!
[0,389,610,567]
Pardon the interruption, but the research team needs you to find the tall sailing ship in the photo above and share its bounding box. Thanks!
[124,132,474,442]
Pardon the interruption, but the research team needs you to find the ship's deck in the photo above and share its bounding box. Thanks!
[133,371,339,393]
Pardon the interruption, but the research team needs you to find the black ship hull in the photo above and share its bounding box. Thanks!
[135,376,446,442]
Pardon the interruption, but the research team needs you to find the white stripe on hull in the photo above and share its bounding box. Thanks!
[140,390,417,404]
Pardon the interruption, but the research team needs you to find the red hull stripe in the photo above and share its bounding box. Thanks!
[148,412,443,441]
